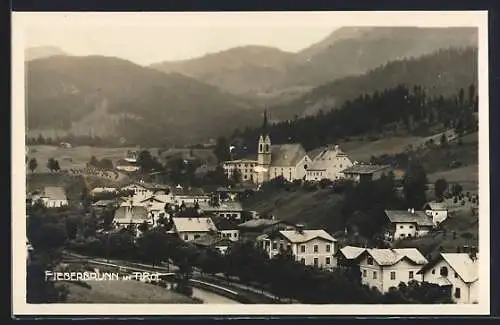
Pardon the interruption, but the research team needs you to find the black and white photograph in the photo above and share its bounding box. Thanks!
[12,11,490,316]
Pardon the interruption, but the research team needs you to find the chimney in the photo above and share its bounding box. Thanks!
[296,224,304,234]
[335,144,339,152]
[411,208,415,214]
[408,208,411,213]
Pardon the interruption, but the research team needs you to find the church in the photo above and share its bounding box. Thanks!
[223,111,311,184]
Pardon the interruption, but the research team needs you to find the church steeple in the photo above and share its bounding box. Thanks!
[262,109,268,136]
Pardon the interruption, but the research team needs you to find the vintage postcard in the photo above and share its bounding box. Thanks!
[12,11,490,316]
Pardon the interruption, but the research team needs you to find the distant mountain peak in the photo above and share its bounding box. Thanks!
[25,46,68,61]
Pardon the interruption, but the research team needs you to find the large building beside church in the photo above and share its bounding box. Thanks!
[223,111,311,184]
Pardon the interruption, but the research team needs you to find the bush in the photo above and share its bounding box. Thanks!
[173,282,193,297]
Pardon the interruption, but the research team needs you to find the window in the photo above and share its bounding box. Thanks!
[272,242,278,250]
[367,257,374,265]
[326,244,331,252]
[314,245,319,253]
[279,243,284,251]
[455,288,461,299]
[440,266,449,277]
[390,271,396,280]
[373,271,377,279]
[363,270,367,277]
[300,245,306,253]
[313,258,319,266]
[183,235,188,240]
[234,233,238,238]
[454,272,459,278]
[400,225,404,229]
[409,271,414,279]
[326,257,331,265]
[300,258,305,264]
[432,269,435,275]
[409,225,414,229]
[194,234,200,239]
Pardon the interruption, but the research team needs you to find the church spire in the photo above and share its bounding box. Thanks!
[262,109,268,136]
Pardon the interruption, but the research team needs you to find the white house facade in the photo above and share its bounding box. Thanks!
[423,202,449,226]
[305,145,353,182]
[385,209,434,241]
[358,248,428,293]
[258,228,337,269]
[418,252,479,304]
[172,217,218,242]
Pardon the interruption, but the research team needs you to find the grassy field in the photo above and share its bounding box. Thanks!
[26,173,126,202]
[58,280,199,303]
[427,164,479,192]
[346,136,425,162]
[242,187,344,232]
[26,145,142,172]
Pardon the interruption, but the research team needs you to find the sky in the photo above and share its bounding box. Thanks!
[22,17,337,66]
[17,11,486,66]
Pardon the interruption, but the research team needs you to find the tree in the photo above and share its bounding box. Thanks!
[89,156,99,167]
[214,136,231,163]
[434,178,448,202]
[403,158,428,209]
[451,183,463,197]
[29,158,38,173]
[138,220,149,233]
[198,248,224,275]
[135,229,171,266]
[230,169,242,185]
[440,133,448,147]
[99,158,114,170]
[30,223,68,252]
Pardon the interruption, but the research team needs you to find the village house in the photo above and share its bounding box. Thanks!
[258,226,338,269]
[197,201,244,220]
[92,199,122,209]
[333,245,367,268]
[237,218,297,242]
[139,195,170,219]
[213,218,240,242]
[171,217,218,242]
[223,159,258,183]
[357,248,428,293]
[422,202,449,226]
[340,164,392,183]
[171,186,210,206]
[384,209,434,241]
[223,111,310,184]
[191,235,234,255]
[120,182,171,205]
[305,145,353,182]
[113,203,151,227]
[115,159,141,172]
[33,186,68,208]
[89,187,118,196]
[417,251,479,304]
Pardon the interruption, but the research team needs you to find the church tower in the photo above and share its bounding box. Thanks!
[257,110,272,183]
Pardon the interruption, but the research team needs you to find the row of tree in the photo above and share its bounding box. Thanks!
[227,84,478,154]
[27,157,61,173]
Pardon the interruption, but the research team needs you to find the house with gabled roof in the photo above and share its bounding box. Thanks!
[237,218,297,242]
[191,235,234,255]
[358,248,428,293]
[418,252,479,304]
[422,201,449,226]
[113,203,151,226]
[171,217,218,242]
[340,164,392,183]
[305,145,353,182]
[36,186,68,208]
[334,245,367,268]
[384,209,434,241]
[258,225,338,269]
[213,218,240,241]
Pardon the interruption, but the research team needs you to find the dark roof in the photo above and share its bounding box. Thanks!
[213,218,239,231]
[385,210,434,227]
[192,235,234,247]
[172,187,206,196]
[341,164,391,175]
